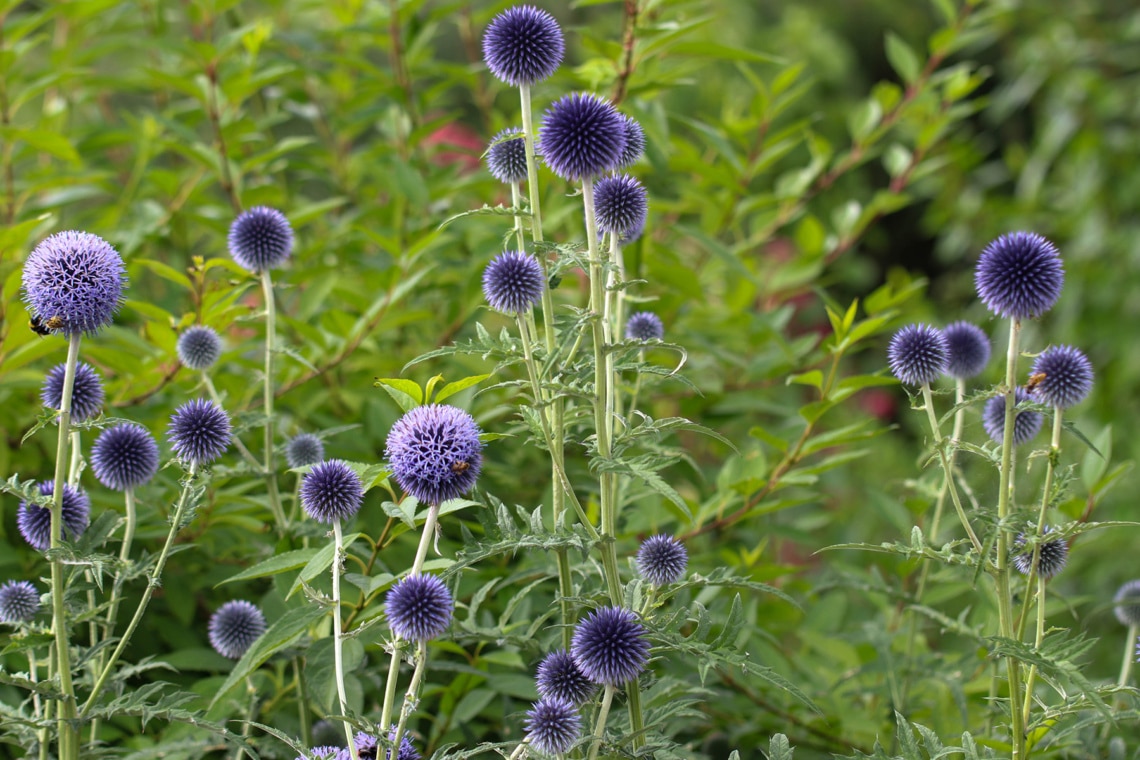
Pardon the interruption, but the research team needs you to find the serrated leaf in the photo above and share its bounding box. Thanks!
[216,549,319,587]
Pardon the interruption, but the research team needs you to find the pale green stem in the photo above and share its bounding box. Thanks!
[233,676,259,760]
[294,656,312,748]
[587,684,616,760]
[1021,574,1047,729]
[202,372,261,470]
[390,639,428,758]
[332,519,357,757]
[1016,410,1064,642]
[29,646,43,722]
[1118,624,1138,689]
[81,463,199,717]
[68,431,81,484]
[519,83,555,356]
[510,181,527,253]
[507,740,529,760]
[919,383,983,554]
[260,269,287,534]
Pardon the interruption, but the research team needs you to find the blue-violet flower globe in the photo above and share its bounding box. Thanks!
[0,580,40,623]
[486,128,529,184]
[22,230,126,336]
[295,747,347,760]
[887,324,947,385]
[385,404,483,505]
[594,174,648,237]
[536,649,596,705]
[354,727,420,760]
[208,600,267,659]
[1030,345,1093,409]
[983,389,1043,446]
[482,5,564,86]
[1012,528,1068,579]
[385,574,453,642]
[42,361,104,423]
[177,325,223,371]
[637,534,688,586]
[539,93,627,181]
[975,231,1064,319]
[942,321,991,380]
[571,605,651,685]
[524,698,580,755]
[483,250,545,314]
[626,311,664,341]
[617,113,646,168]
[91,423,160,491]
[18,481,90,551]
[167,398,231,465]
[286,432,325,468]
[228,206,293,272]
[1113,579,1140,627]
[301,460,364,524]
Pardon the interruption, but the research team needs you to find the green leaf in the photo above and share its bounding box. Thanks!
[374,377,422,412]
[216,549,320,587]
[434,373,493,404]
[288,533,363,599]
[885,32,922,84]
[304,636,364,712]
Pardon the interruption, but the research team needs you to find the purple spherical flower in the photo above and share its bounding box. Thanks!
[975,231,1064,319]
[486,128,529,184]
[617,113,646,168]
[354,727,420,760]
[385,574,453,642]
[167,398,231,465]
[0,580,40,623]
[385,404,483,505]
[42,361,104,423]
[1012,528,1068,579]
[301,460,364,524]
[539,93,627,181]
[208,600,267,659]
[887,324,947,386]
[621,216,647,245]
[637,534,688,586]
[91,423,160,491]
[295,747,348,760]
[524,698,580,755]
[228,206,293,272]
[626,311,664,341]
[594,174,648,237]
[482,5,564,86]
[17,481,90,551]
[177,325,223,371]
[571,606,651,686]
[286,432,325,468]
[983,389,1043,446]
[1030,345,1093,409]
[483,250,545,314]
[943,321,990,380]
[536,649,596,705]
[22,230,126,336]
[1113,580,1140,627]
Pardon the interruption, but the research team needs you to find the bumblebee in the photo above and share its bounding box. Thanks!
[1025,372,1047,392]
[29,314,64,336]
[450,460,470,473]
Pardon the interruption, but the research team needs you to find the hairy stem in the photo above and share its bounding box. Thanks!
[1118,624,1138,689]
[332,520,357,757]
[587,684,616,760]
[261,270,287,535]
[919,383,983,554]
[390,639,428,760]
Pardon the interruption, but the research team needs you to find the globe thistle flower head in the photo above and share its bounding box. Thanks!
[177,325,223,371]
[385,574,453,641]
[286,432,325,468]
[943,321,991,380]
[17,481,90,551]
[594,174,648,236]
[539,93,627,181]
[42,361,104,423]
[385,404,483,505]
[536,649,597,705]
[91,423,160,491]
[637,534,688,586]
[1114,580,1140,627]
[975,231,1064,319]
[353,727,420,760]
[571,605,651,685]
[301,460,364,524]
[617,113,646,168]
[22,230,126,336]
[524,698,580,756]
[1030,345,1093,409]
[620,215,646,245]
[310,720,344,749]
[167,398,230,465]
[887,323,947,385]
[228,206,293,272]
[0,580,40,623]
[295,747,348,760]
[483,250,545,314]
[983,389,1043,446]
[486,129,529,184]
[208,600,267,659]
[1012,528,1068,579]
[482,5,564,86]
[626,311,664,341]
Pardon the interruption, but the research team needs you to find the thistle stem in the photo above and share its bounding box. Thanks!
[1118,624,1138,689]
[332,519,357,757]
[233,676,259,760]
[919,383,982,555]
[261,269,287,535]
[1020,573,1047,729]
[1016,410,1064,642]
[202,372,261,470]
[390,639,428,760]
[294,656,312,747]
[587,684,616,760]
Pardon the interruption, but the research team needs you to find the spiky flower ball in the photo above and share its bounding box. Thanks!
[626,311,664,341]
[385,404,483,505]
[539,93,627,181]
[524,698,580,755]
[483,251,545,314]
[1030,345,1093,409]
[617,113,646,168]
[295,747,347,760]
[482,5,564,86]
[887,324,947,385]
[42,361,104,423]
[983,389,1043,446]
[486,129,529,184]
[354,727,420,760]
[208,600,267,659]
[17,481,90,551]
[1113,580,1140,627]
[943,322,991,380]
[228,206,293,272]
[0,580,39,623]
[386,574,453,641]
[91,423,160,491]
[286,433,325,468]
[22,230,126,336]
[571,606,651,685]
[637,534,688,586]
[177,325,223,370]
[1012,529,1068,579]
[536,649,597,705]
[300,460,364,524]
[310,720,344,749]
[975,231,1064,319]
[167,398,231,465]
[594,174,648,237]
